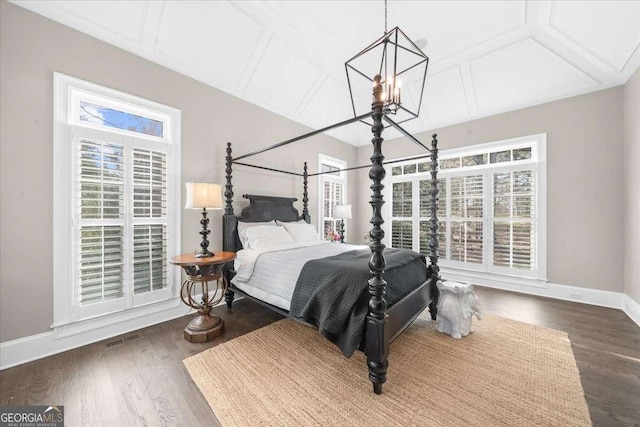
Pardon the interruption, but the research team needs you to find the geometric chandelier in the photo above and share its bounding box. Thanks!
[345,6,429,127]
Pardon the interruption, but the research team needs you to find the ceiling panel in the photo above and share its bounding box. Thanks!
[422,67,469,129]
[35,0,148,44]
[550,0,640,72]
[244,35,323,116]
[390,0,526,61]
[155,1,265,94]
[470,38,597,113]
[11,0,640,147]
[263,1,382,77]
[298,77,356,130]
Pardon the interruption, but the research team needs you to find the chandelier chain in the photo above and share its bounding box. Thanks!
[384,0,388,33]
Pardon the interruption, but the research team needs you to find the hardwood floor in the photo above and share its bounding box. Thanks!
[1,288,638,426]
[477,287,640,427]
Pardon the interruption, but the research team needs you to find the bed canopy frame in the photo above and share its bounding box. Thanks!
[222,74,441,395]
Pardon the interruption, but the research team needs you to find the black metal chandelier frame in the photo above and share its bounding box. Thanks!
[345,26,429,127]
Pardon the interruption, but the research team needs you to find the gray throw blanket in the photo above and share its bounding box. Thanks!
[289,248,428,357]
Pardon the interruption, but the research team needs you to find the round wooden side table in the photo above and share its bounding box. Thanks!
[169,251,236,343]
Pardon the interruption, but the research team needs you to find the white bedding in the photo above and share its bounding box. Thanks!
[231,241,366,310]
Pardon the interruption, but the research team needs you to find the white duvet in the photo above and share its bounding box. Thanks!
[232,240,367,310]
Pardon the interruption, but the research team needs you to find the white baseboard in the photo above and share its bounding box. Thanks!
[1,303,187,371]
[623,295,640,327]
[442,268,627,311]
[446,271,640,328]
[0,298,233,371]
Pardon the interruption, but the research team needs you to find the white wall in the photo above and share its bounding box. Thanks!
[624,67,640,305]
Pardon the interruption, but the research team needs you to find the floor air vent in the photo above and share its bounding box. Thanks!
[105,333,141,349]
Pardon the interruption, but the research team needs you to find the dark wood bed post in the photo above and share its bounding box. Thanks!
[223,142,236,308]
[302,162,310,223]
[366,74,389,395]
[428,134,440,320]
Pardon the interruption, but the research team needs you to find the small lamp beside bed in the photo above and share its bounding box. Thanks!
[185,182,223,258]
[333,204,352,243]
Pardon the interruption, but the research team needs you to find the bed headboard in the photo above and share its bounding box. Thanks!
[223,194,308,254]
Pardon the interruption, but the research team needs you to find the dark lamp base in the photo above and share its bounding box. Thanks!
[195,251,215,258]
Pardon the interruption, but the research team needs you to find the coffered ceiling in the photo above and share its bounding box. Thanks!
[12,0,640,146]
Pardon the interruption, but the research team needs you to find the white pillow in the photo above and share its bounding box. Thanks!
[244,225,294,250]
[237,220,276,248]
[281,222,321,243]
[275,219,307,226]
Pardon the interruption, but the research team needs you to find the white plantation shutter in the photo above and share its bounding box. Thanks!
[323,180,344,233]
[131,148,171,305]
[392,182,412,217]
[493,170,535,270]
[391,220,412,249]
[417,178,446,259]
[319,157,347,236]
[323,181,331,217]
[133,149,167,218]
[450,175,483,218]
[73,129,173,316]
[77,138,125,305]
[132,149,168,295]
[133,225,167,294]
[78,139,124,219]
[437,178,447,259]
[450,220,484,263]
[449,175,484,264]
[78,226,124,303]
[390,181,413,250]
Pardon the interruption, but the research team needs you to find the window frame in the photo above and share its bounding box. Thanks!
[70,89,171,142]
[384,133,547,283]
[53,73,182,333]
[317,154,347,240]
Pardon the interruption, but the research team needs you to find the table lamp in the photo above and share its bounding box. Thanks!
[334,204,352,243]
[185,182,223,258]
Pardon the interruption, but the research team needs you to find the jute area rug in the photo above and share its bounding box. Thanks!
[184,314,591,426]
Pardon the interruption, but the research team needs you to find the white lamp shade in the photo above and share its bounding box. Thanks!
[185,182,223,209]
[334,204,352,220]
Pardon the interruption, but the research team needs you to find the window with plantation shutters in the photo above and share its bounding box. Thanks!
[54,74,180,326]
[318,155,347,239]
[392,220,412,249]
[493,170,535,270]
[385,134,546,281]
[79,226,124,303]
[449,175,484,264]
[392,182,412,217]
[77,139,125,305]
[133,225,167,294]
[132,149,168,298]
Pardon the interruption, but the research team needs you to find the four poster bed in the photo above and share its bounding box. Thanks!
[222,75,441,395]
